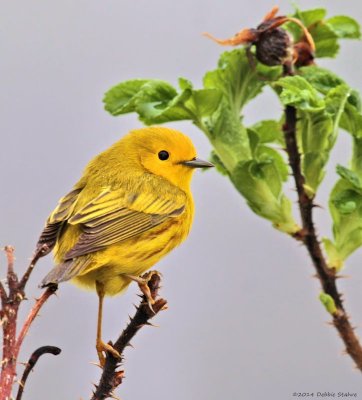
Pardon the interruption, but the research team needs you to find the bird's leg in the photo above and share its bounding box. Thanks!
[124,271,159,312]
[95,281,121,367]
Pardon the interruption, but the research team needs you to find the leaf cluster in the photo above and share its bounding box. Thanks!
[103,7,361,266]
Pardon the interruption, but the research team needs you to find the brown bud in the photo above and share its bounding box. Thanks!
[255,27,293,66]
[293,41,315,67]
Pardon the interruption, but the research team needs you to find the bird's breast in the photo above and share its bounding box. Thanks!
[70,196,194,295]
[126,199,192,265]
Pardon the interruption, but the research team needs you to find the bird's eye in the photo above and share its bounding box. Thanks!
[158,150,169,161]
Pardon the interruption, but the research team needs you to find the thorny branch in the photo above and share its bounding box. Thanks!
[0,246,58,400]
[19,244,50,291]
[205,4,362,372]
[0,245,167,400]
[91,272,168,400]
[283,63,362,371]
[15,285,58,355]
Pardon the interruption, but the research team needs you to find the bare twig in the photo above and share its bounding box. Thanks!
[18,244,50,291]
[1,247,21,400]
[282,63,362,370]
[0,281,6,305]
[5,245,18,294]
[15,345,61,400]
[91,272,167,400]
[15,285,58,355]
[0,247,58,400]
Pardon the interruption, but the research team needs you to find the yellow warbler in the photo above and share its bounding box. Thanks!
[36,126,213,364]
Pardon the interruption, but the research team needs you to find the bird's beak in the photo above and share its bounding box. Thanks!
[181,158,214,168]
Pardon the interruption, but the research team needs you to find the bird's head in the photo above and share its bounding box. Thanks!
[125,126,213,190]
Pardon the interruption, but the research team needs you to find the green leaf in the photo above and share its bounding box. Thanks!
[327,95,362,265]
[103,79,150,115]
[319,293,337,315]
[336,165,362,189]
[274,75,324,111]
[322,238,343,271]
[288,8,339,57]
[203,48,278,111]
[204,101,252,171]
[203,48,281,113]
[103,77,223,126]
[134,79,194,124]
[200,49,298,233]
[287,8,326,41]
[352,137,362,179]
[296,8,327,27]
[275,76,350,196]
[288,8,360,59]
[184,88,222,118]
[332,189,359,214]
[300,66,345,95]
[248,120,284,145]
[311,22,340,58]
[340,93,362,138]
[230,156,298,234]
[301,85,350,195]
[328,178,362,265]
[209,151,228,176]
[200,48,280,171]
[327,16,361,39]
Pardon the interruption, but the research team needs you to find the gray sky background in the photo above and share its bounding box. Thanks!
[1,1,362,399]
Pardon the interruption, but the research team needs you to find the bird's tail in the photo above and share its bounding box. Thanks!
[40,258,89,287]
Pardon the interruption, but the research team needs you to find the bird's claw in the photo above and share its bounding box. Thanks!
[96,340,121,367]
[125,271,160,313]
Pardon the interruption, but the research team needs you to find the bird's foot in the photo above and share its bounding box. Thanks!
[96,340,121,367]
[125,271,161,312]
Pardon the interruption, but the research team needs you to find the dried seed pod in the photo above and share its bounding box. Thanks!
[204,6,315,68]
[255,27,293,66]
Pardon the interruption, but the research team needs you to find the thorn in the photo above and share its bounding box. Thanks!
[89,361,103,369]
[17,361,28,367]
[144,322,159,328]
[147,302,155,314]
[16,379,24,388]
[135,323,151,329]
[336,274,350,279]
[110,391,123,400]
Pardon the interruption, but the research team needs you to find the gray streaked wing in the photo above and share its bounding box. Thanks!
[41,256,92,286]
[36,187,83,253]
[64,204,185,260]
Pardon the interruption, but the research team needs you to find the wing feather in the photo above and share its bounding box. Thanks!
[64,186,186,260]
[36,187,83,254]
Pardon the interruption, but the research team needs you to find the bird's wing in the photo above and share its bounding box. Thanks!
[36,187,83,254]
[64,185,186,260]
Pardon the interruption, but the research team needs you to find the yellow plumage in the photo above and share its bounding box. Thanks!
[37,126,212,363]
[38,126,213,295]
